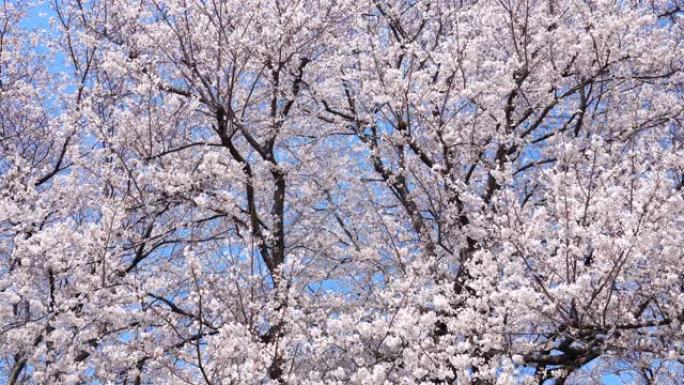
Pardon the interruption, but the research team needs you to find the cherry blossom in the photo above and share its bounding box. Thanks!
[1,1,683,384]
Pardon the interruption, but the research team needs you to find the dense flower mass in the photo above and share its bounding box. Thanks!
[1,0,683,384]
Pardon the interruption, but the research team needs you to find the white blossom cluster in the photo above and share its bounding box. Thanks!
[1,1,683,384]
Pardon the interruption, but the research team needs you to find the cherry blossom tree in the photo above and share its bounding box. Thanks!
[1,1,683,384]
